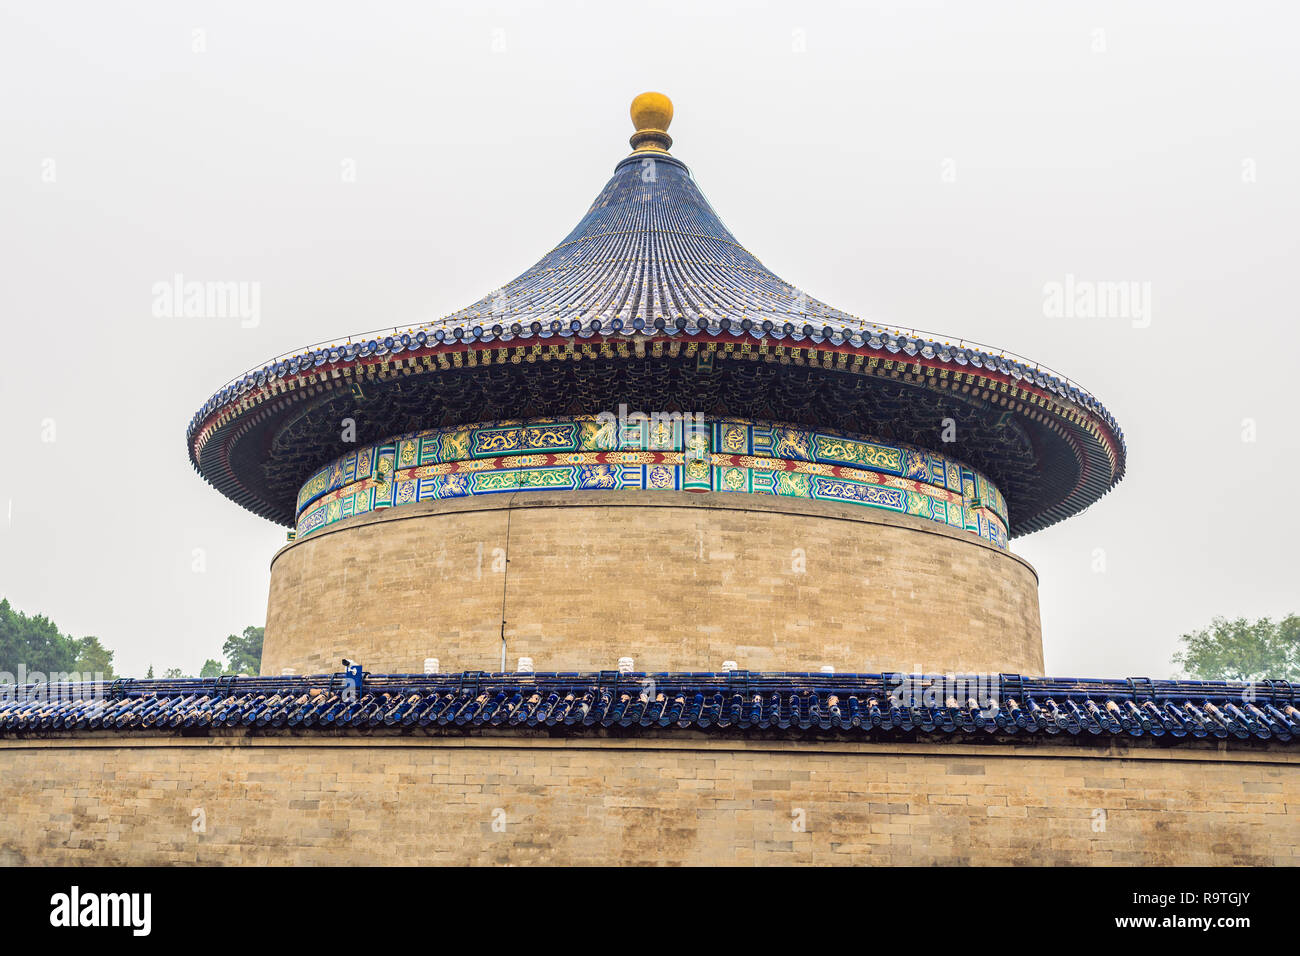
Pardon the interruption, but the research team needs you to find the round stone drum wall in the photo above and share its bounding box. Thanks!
[262,491,1043,676]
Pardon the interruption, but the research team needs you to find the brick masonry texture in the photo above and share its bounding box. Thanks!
[1,736,1295,865]
[262,491,1044,677]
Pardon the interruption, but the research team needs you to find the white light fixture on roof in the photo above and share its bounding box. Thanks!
[516,657,534,674]
[820,665,835,674]
[423,658,439,675]
[617,657,635,675]
[721,660,738,672]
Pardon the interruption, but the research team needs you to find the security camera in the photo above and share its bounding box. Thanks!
[342,658,356,668]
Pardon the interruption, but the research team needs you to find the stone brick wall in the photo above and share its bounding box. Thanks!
[1,735,1295,865]
[263,491,1043,676]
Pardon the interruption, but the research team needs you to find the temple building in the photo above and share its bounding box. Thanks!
[1,94,1296,866]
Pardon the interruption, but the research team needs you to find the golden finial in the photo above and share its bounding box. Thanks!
[629,91,673,153]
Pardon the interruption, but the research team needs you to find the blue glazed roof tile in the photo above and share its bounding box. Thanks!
[2,673,1296,744]
[429,154,872,333]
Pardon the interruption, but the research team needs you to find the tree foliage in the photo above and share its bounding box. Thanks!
[1,597,260,683]
[70,636,115,679]
[222,625,264,675]
[1173,615,1299,681]
[199,658,227,679]
[1,598,81,677]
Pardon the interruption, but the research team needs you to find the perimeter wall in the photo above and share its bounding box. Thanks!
[1,736,1294,865]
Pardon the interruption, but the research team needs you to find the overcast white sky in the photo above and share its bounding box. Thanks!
[1,1,1296,678]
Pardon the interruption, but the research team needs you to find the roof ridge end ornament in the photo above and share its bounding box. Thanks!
[629,91,673,153]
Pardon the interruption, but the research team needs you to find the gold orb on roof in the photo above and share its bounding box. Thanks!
[629,91,673,153]
[631,92,673,132]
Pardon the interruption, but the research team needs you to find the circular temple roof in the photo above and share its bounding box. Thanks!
[187,94,1126,537]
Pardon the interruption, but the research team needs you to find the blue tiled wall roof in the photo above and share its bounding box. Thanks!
[3,673,1296,743]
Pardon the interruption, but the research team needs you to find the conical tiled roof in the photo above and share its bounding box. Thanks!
[432,151,872,334]
[188,93,1126,537]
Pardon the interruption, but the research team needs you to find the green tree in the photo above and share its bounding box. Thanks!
[199,658,227,679]
[0,597,79,677]
[162,667,188,679]
[1173,615,1299,681]
[222,626,264,675]
[145,665,154,679]
[71,636,115,679]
